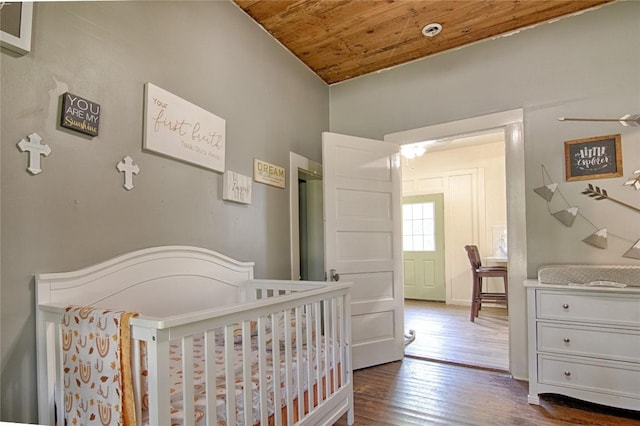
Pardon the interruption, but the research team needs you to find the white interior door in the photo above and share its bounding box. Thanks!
[322,132,404,370]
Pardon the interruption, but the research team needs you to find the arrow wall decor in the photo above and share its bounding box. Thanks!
[582,184,640,214]
[558,114,640,127]
[623,170,640,190]
[533,165,640,260]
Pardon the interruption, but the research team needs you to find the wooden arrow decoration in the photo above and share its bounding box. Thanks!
[558,114,640,127]
[582,183,640,213]
[623,170,640,190]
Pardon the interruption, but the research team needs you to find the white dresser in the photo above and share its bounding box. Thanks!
[526,280,640,411]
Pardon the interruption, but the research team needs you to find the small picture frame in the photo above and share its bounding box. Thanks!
[564,134,622,182]
[0,2,33,55]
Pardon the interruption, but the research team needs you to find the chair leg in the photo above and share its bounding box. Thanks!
[476,277,483,314]
[503,275,509,310]
[470,275,479,322]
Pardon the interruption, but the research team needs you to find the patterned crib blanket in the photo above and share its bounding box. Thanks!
[62,306,139,426]
[140,315,335,426]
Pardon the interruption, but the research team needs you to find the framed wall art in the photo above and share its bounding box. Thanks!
[0,2,33,55]
[564,133,622,182]
[143,82,225,173]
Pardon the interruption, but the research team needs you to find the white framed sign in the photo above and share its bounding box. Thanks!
[223,171,252,204]
[254,159,286,189]
[143,82,225,172]
[0,2,33,55]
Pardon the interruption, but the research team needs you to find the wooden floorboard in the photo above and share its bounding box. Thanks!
[404,299,509,371]
[334,357,640,425]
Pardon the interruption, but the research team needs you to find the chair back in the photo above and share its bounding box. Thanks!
[464,245,482,270]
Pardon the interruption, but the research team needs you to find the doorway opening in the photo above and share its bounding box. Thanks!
[289,152,323,281]
[298,169,324,281]
[388,113,519,372]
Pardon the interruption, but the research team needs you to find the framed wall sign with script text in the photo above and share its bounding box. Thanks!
[143,82,225,173]
[564,134,622,182]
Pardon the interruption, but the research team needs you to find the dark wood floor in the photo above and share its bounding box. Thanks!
[404,300,509,371]
[333,300,639,425]
[334,357,640,425]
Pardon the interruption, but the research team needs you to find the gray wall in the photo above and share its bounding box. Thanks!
[330,1,640,379]
[0,2,328,421]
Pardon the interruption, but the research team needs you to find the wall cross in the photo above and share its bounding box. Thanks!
[116,156,140,191]
[17,133,51,175]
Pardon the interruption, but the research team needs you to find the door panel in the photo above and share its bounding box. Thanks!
[448,173,478,304]
[323,132,403,370]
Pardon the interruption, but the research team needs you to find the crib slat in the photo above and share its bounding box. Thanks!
[323,300,331,400]
[331,298,339,394]
[283,309,294,425]
[271,312,283,426]
[242,320,253,426]
[182,335,195,426]
[257,316,269,426]
[224,325,237,426]
[295,306,305,421]
[313,300,323,403]
[304,303,314,414]
[204,330,217,426]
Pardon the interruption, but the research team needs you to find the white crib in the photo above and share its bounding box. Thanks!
[36,246,354,425]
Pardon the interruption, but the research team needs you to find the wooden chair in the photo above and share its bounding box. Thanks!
[464,245,508,322]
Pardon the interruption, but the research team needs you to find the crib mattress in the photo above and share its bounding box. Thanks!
[141,332,335,426]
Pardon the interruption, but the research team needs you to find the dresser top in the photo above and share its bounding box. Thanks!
[524,279,640,294]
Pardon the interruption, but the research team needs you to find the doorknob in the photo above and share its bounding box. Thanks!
[330,269,340,282]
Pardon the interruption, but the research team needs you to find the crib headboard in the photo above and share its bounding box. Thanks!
[36,246,255,316]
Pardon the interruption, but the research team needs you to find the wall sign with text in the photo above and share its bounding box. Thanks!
[564,134,622,181]
[223,171,252,204]
[254,159,285,189]
[60,92,101,137]
[143,82,225,173]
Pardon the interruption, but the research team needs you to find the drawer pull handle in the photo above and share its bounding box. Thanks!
[563,337,570,343]
[564,371,571,377]
[562,303,569,309]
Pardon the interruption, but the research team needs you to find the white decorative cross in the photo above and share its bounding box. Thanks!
[17,133,51,175]
[116,156,140,191]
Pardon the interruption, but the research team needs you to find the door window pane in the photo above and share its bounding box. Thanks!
[403,201,436,252]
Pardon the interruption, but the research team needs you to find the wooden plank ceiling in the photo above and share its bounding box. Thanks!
[233,0,615,84]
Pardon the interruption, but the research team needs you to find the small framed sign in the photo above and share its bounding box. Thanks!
[564,134,622,182]
[223,171,252,204]
[254,159,285,189]
[60,93,101,137]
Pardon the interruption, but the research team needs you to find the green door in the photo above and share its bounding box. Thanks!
[403,194,445,301]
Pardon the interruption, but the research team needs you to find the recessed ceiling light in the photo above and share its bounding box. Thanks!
[422,23,442,37]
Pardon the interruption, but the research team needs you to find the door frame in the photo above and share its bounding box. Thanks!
[384,109,528,378]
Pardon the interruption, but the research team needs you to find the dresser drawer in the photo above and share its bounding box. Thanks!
[536,291,640,326]
[537,323,640,363]
[538,355,640,400]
